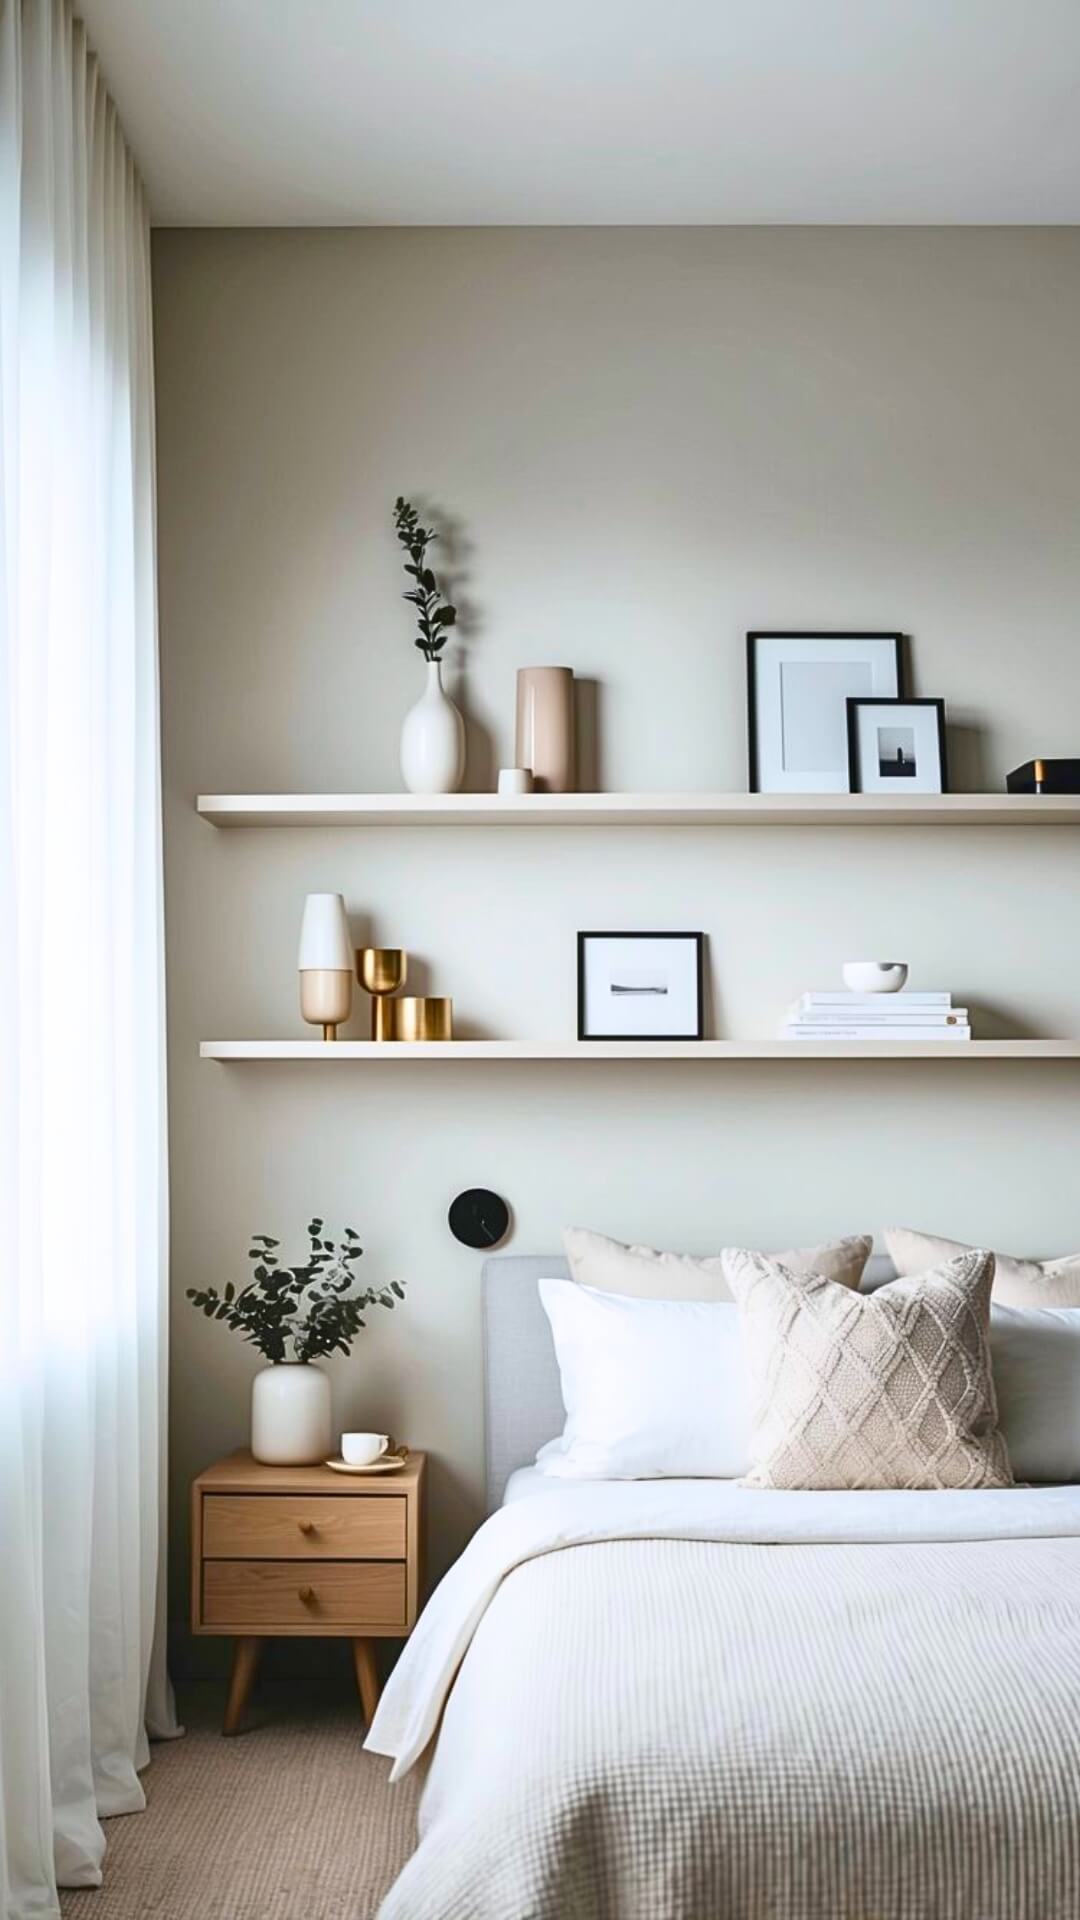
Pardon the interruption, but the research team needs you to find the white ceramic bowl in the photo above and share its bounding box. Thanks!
[842,961,909,994]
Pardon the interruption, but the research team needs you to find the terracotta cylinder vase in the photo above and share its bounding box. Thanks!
[515,667,575,793]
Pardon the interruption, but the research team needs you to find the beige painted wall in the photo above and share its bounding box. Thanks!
[154,228,1080,1668]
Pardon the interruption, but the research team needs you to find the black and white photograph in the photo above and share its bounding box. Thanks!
[877,725,918,778]
[847,697,949,795]
[577,932,705,1040]
[747,632,903,793]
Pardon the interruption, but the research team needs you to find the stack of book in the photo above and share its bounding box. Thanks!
[780,991,971,1042]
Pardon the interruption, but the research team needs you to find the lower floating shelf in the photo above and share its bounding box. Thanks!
[200,1040,1080,1062]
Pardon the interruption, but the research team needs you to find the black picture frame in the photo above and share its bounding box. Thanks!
[746,632,905,793]
[846,696,949,794]
[577,931,705,1042]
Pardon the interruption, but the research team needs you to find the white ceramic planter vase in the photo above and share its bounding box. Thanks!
[400,660,465,794]
[251,1361,332,1465]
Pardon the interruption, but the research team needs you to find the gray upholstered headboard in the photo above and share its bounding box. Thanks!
[481,1251,899,1512]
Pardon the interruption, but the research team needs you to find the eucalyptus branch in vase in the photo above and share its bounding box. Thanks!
[394,496,458,661]
[395,496,466,793]
[187,1221,405,1464]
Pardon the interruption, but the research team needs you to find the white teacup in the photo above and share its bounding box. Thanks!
[341,1431,391,1466]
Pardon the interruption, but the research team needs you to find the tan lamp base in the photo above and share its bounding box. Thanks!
[299,968,353,1041]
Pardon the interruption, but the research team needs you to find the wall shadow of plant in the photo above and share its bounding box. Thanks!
[423,500,497,793]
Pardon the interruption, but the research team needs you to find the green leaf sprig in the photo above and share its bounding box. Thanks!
[187,1221,405,1364]
[394,496,458,662]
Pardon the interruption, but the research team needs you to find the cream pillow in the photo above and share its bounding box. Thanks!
[563,1227,871,1301]
[723,1247,1013,1491]
[884,1225,1080,1310]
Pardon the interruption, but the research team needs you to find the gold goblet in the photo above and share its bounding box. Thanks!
[357,948,407,1040]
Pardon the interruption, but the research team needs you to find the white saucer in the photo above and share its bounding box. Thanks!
[324,1454,407,1475]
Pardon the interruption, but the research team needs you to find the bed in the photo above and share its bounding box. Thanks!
[367,1254,1080,1919]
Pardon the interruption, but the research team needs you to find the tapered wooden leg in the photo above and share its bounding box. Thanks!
[223,1636,263,1735]
[352,1637,381,1724]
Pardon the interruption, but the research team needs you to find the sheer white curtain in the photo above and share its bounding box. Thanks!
[0,2,176,1912]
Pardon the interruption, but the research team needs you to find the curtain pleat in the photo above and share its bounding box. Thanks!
[0,3,177,1912]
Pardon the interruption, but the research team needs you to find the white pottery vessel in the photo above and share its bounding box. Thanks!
[842,961,909,994]
[400,660,465,794]
[251,1361,332,1464]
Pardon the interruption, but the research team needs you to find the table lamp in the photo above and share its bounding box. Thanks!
[298,893,354,1040]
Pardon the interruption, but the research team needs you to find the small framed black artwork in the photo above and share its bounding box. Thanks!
[847,697,948,795]
[747,632,903,793]
[577,932,704,1042]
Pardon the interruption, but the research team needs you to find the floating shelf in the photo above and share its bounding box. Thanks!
[196,793,1080,829]
[201,1040,1080,1062]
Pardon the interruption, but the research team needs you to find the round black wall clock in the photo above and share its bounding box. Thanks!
[448,1188,511,1250]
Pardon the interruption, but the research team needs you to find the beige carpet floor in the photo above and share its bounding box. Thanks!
[60,1687,419,1920]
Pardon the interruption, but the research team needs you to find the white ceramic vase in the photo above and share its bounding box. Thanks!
[251,1361,332,1465]
[400,660,465,794]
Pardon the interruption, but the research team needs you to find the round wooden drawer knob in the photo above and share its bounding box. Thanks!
[298,1520,316,1535]
[298,1585,315,1604]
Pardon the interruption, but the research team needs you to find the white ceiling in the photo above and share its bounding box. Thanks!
[78,0,1080,226]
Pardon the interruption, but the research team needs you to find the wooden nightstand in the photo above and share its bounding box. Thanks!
[191,1449,425,1734]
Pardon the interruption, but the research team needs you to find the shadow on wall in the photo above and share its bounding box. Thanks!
[968,1000,1047,1040]
[943,713,992,793]
[701,939,725,1041]
[575,676,604,792]
[430,503,498,792]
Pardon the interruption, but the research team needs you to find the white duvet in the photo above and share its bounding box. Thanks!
[368,1480,1080,1918]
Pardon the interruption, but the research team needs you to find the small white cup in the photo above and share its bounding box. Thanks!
[497,767,533,795]
[341,1431,390,1466]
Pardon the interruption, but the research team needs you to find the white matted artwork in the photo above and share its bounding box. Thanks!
[847,697,948,795]
[747,632,903,792]
[577,932,704,1040]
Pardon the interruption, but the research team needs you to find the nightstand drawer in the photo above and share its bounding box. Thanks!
[203,1559,407,1631]
[202,1493,406,1560]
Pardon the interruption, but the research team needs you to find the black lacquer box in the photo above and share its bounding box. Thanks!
[1007,759,1080,794]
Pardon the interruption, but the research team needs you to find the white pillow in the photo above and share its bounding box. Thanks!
[991,1306,1080,1483]
[536,1277,748,1480]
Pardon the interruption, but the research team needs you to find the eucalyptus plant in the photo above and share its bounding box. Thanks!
[186,1221,404,1364]
[394,495,457,661]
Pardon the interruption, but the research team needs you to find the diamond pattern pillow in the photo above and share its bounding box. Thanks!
[723,1247,1013,1491]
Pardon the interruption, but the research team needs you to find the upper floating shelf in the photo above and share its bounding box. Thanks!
[201,1040,1080,1062]
[196,793,1080,828]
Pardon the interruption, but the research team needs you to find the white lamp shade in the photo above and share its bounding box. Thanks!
[298,892,353,971]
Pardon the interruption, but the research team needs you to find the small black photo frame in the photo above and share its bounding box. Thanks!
[846,697,948,795]
[577,932,705,1042]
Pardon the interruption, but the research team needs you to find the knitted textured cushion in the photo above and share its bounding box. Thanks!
[723,1247,1013,1491]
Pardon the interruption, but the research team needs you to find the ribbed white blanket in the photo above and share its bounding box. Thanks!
[368,1481,1080,1918]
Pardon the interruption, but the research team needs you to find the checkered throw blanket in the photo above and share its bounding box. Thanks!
[370,1481,1080,1919]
